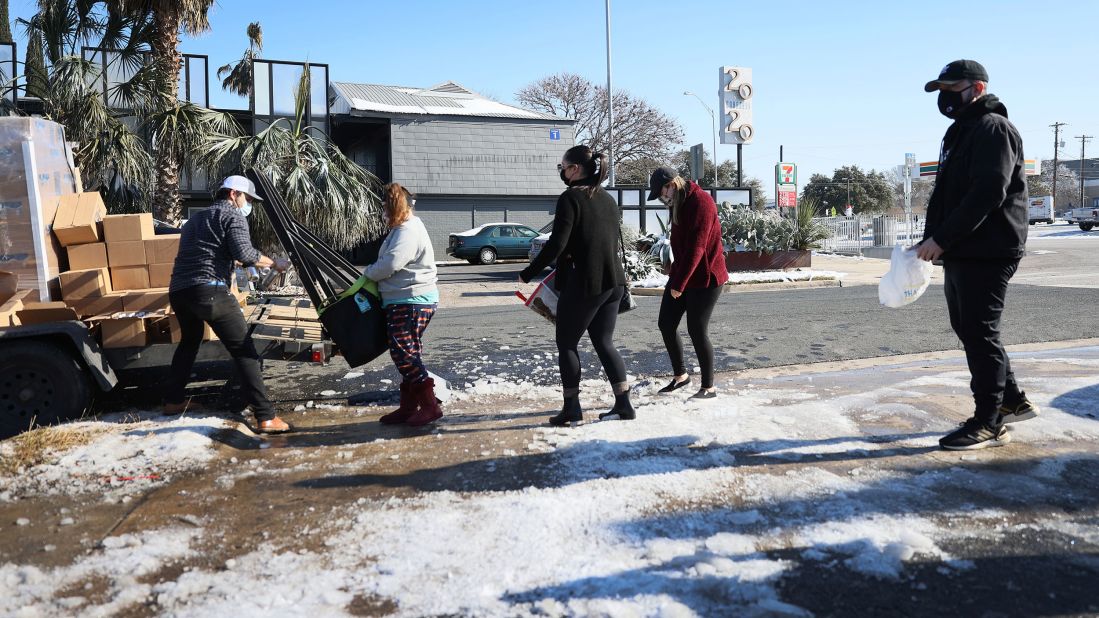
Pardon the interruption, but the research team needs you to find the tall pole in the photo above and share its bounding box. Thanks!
[604,0,615,186]
[1076,135,1092,210]
[684,91,717,186]
[1051,122,1066,205]
[736,144,743,187]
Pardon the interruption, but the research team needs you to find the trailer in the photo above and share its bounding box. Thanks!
[0,169,386,439]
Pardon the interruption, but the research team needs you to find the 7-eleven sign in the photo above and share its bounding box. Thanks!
[776,162,796,185]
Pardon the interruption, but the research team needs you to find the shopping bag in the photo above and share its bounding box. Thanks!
[318,275,387,367]
[515,269,559,323]
[878,245,933,308]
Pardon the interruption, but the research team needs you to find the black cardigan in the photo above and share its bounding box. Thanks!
[521,186,626,296]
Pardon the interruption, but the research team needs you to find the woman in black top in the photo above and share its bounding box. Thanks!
[520,145,634,426]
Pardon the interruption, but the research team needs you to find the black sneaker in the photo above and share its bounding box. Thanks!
[939,418,1011,451]
[689,388,717,400]
[999,398,1039,424]
[658,377,691,394]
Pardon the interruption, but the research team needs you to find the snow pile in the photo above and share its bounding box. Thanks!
[633,270,846,289]
[0,415,225,500]
[0,527,200,617]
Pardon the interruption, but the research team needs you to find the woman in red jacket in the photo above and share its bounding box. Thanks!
[648,166,729,399]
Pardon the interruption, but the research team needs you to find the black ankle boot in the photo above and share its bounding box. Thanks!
[599,392,636,421]
[549,396,583,426]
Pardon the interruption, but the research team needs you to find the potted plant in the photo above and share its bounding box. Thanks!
[719,199,828,271]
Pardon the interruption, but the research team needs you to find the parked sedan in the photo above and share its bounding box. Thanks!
[446,223,541,264]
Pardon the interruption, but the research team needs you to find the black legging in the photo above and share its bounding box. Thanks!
[658,285,723,388]
[555,281,627,392]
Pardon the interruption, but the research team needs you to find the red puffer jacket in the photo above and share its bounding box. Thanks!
[667,182,729,292]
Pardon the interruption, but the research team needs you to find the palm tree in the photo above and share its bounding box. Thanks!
[111,0,214,224]
[0,0,12,43]
[201,66,387,253]
[217,22,261,98]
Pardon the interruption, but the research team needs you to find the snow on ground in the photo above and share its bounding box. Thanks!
[0,415,226,502]
[4,353,1099,616]
[633,270,846,289]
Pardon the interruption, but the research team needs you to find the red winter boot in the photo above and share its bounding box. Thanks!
[405,378,443,426]
[379,382,418,424]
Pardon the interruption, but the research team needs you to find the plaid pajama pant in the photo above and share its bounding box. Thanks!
[385,304,436,384]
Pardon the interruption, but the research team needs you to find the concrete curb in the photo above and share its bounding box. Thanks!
[631,279,842,296]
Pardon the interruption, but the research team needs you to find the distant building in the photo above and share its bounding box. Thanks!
[328,80,575,259]
[1053,158,1099,208]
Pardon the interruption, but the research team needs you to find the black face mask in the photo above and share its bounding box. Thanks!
[559,169,571,185]
[937,86,973,119]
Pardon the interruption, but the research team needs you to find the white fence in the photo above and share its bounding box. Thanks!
[816,215,926,255]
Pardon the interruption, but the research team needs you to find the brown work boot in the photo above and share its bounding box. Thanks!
[405,379,443,426]
[255,416,292,434]
[379,382,418,424]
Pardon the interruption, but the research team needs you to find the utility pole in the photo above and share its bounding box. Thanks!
[1051,122,1066,205]
[604,0,615,186]
[1076,135,1092,210]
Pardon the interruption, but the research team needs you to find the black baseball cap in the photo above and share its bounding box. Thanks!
[924,60,989,92]
[647,166,679,201]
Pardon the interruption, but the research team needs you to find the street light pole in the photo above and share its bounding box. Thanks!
[604,0,615,186]
[684,91,717,187]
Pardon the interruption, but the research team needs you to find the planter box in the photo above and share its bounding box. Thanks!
[724,250,811,272]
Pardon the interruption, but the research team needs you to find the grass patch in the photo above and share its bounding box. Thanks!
[0,425,110,475]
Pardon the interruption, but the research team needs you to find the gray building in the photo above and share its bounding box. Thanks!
[329,81,576,258]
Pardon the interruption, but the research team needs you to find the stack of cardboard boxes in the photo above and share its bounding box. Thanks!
[42,192,233,348]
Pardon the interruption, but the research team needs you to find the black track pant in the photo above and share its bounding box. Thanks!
[658,285,723,389]
[943,258,1023,426]
[555,282,627,391]
[167,284,275,420]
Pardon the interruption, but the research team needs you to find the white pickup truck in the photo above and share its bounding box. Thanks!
[1065,199,1099,231]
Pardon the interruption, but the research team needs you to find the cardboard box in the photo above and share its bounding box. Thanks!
[121,289,169,313]
[16,301,79,325]
[147,316,173,344]
[111,266,150,291]
[67,242,108,270]
[106,241,147,267]
[149,263,173,288]
[59,267,112,300]
[102,213,154,243]
[68,292,125,318]
[52,192,107,247]
[144,237,180,264]
[100,317,146,348]
[169,312,216,342]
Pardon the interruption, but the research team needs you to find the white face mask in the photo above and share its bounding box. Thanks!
[239,201,252,217]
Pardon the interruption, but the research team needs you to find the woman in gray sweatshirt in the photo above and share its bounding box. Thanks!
[363,183,441,426]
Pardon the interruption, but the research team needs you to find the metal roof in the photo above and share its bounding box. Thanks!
[330,81,570,122]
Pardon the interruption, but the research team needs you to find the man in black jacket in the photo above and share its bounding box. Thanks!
[916,60,1038,451]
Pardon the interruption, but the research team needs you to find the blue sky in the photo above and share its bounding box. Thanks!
[8,0,1099,191]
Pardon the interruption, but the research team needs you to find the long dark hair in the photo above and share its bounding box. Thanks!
[563,145,608,196]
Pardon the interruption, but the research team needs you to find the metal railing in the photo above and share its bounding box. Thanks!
[816,215,925,255]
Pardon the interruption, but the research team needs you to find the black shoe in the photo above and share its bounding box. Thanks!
[689,388,717,400]
[549,396,583,427]
[999,397,1039,424]
[658,377,691,394]
[599,392,636,421]
[939,418,1011,451]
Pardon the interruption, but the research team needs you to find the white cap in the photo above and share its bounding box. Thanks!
[218,175,264,201]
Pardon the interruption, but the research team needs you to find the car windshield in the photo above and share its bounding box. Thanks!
[538,221,554,234]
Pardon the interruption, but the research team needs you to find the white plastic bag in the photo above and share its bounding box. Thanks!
[878,245,933,308]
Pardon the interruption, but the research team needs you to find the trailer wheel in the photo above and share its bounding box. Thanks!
[0,340,93,439]
[1081,223,1094,232]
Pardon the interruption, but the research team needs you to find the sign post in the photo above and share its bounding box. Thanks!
[720,66,753,187]
[775,162,797,213]
[689,143,705,182]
